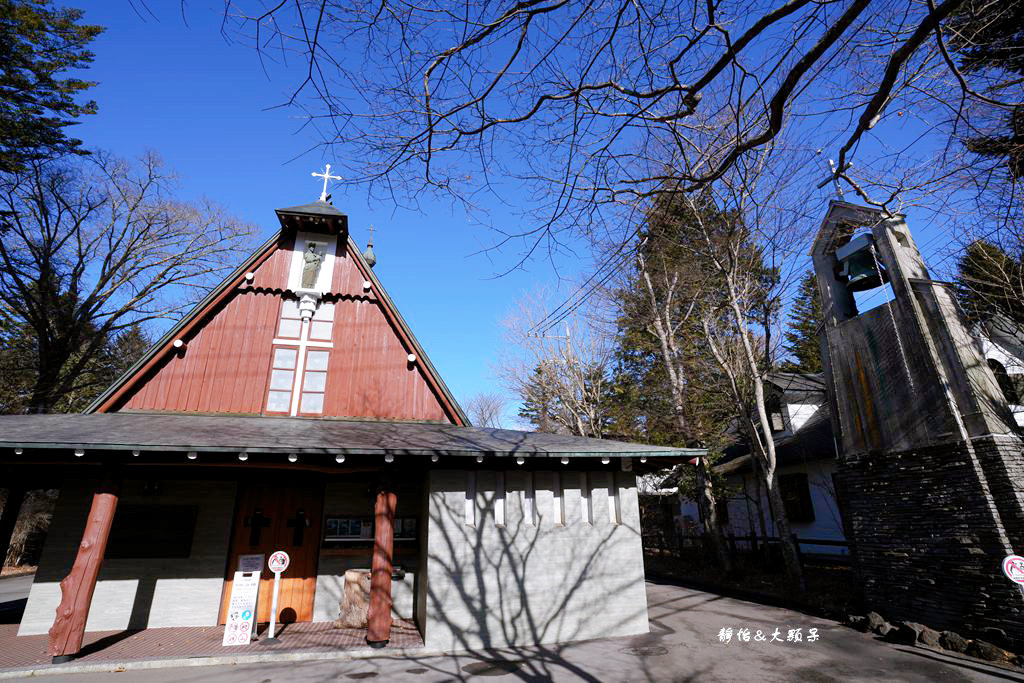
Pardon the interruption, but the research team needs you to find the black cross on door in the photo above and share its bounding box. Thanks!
[245,507,272,545]
[287,509,310,546]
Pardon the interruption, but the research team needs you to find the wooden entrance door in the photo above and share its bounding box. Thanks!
[220,478,324,624]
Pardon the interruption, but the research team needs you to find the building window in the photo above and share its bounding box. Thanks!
[988,359,1021,404]
[779,473,815,523]
[465,471,476,527]
[277,299,302,338]
[580,472,592,525]
[266,347,298,413]
[494,471,506,527]
[607,473,621,525]
[522,472,536,526]
[299,350,329,414]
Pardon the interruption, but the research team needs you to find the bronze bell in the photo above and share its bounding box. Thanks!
[836,234,889,292]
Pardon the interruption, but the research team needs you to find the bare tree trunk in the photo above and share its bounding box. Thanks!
[748,458,770,565]
[636,253,733,574]
[702,308,805,589]
[694,456,732,574]
[725,270,805,589]
[763,467,803,585]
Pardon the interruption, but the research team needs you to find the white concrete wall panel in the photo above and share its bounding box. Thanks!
[422,469,649,651]
[19,479,236,635]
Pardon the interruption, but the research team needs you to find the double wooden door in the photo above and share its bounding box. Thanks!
[219,478,324,624]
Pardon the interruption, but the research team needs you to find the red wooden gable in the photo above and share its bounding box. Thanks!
[93,222,465,425]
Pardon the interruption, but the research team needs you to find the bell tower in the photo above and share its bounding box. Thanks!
[812,200,1024,646]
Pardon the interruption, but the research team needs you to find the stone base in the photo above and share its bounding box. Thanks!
[836,436,1024,649]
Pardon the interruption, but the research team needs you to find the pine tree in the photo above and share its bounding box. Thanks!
[0,0,103,172]
[947,1,1024,178]
[954,239,1024,329]
[0,316,152,414]
[517,365,557,433]
[780,272,823,374]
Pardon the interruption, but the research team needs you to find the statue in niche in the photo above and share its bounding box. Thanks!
[301,242,324,289]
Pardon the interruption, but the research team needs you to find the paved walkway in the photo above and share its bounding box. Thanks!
[1,581,1021,681]
[0,619,422,673]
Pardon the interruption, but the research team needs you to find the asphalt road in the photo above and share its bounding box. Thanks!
[0,575,32,606]
[15,580,1024,682]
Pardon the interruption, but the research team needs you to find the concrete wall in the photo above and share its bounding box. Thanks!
[312,479,417,622]
[19,478,235,635]
[422,468,649,651]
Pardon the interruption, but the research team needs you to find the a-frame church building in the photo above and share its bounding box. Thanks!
[0,191,698,662]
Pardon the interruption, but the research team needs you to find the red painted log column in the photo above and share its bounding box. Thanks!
[48,476,120,663]
[366,487,397,647]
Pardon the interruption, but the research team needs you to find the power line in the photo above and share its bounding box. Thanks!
[529,242,638,335]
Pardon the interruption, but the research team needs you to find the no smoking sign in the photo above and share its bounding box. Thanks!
[1002,554,1024,584]
[269,550,290,574]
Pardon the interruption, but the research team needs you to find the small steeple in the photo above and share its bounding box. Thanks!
[362,224,377,268]
[275,165,349,235]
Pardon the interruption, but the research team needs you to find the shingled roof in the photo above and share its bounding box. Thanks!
[0,413,703,461]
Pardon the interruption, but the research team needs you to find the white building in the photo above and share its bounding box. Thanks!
[678,319,1024,560]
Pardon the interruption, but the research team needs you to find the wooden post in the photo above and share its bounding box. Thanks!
[366,487,396,647]
[48,476,120,663]
[0,485,26,568]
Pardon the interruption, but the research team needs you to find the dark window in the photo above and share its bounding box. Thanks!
[988,359,1021,404]
[714,499,730,527]
[779,473,815,523]
[106,504,198,559]
[767,397,786,432]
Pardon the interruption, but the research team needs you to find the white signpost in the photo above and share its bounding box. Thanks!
[264,550,290,642]
[222,569,261,646]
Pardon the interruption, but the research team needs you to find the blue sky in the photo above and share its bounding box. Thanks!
[70,1,591,425]
[65,2,971,426]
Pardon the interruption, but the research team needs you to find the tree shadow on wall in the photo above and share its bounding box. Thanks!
[412,469,663,682]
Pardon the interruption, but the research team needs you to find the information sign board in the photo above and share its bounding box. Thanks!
[222,571,260,646]
[238,554,264,573]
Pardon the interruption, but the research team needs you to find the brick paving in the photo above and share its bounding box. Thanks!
[0,619,422,672]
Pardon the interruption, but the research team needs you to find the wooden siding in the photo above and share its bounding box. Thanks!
[109,235,456,422]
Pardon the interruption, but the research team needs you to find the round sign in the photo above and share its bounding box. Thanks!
[268,550,290,574]
[1003,554,1024,584]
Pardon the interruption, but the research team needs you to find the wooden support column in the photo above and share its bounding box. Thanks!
[48,475,120,663]
[0,485,26,568]
[366,486,396,647]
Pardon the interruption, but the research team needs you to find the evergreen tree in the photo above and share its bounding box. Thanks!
[947,1,1024,178]
[516,359,614,437]
[0,315,152,414]
[0,0,103,172]
[780,272,823,374]
[517,365,555,433]
[954,239,1024,329]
